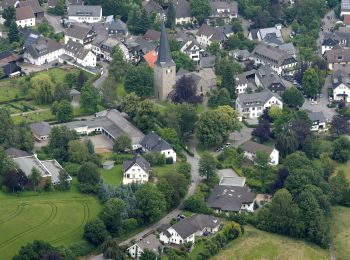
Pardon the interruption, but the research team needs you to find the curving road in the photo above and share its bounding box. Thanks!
[120,147,201,246]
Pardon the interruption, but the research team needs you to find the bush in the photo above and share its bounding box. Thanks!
[166,157,174,164]
[143,152,166,166]
[69,240,95,257]
[111,153,134,164]
[84,219,108,245]
[63,162,81,176]
[78,183,100,194]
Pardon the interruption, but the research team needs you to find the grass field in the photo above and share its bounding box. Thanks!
[212,226,328,260]
[332,206,350,260]
[0,180,101,260]
[100,165,123,186]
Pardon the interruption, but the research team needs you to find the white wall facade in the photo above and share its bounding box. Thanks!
[16,17,35,27]
[236,82,247,94]
[127,244,143,259]
[123,164,149,185]
[68,9,102,23]
[160,148,176,162]
[175,17,192,24]
[77,51,96,67]
[24,48,64,65]
[64,35,84,45]
[243,148,279,165]
[166,228,195,245]
[333,83,350,102]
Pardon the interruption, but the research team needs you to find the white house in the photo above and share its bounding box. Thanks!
[325,47,350,70]
[332,69,350,102]
[242,140,279,165]
[16,6,35,27]
[29,122,52,141]
[180,39,202,61]
[63,40,96,67]
[67,5,102,23]
[207,185,255,213]
[235,73,248,94]
[308,111,327,132]
[23,37,63,66]
[122,155,150,185]
[208,0,238,24]
[159,214,221,245]
[141,132,176,162]
[235,89,283,120]
[196,24,226,48]
[91,38,130,61]
[248,24,282,42]
[127,234,162,259]
[174,0,192,24]
[64,24,96,47]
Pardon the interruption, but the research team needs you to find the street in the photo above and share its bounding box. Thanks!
[230,123,253,148]
[44,13,64,33]
[93,62,109,89]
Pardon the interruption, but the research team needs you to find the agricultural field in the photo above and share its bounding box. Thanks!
[211,226,328,260]
[0,180,101,260]
[332,206,350,260]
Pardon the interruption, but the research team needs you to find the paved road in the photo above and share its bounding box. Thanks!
[120,148,201,246]
[11,108,49,117]
[93,62,109,89]
[230,123,253,148]
[44,13,64,33]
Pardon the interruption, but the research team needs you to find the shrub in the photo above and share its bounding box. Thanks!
[69,240,95,257]
[84,219,108,245]
[63,162,81,176]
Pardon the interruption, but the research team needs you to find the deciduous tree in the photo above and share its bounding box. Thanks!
[282,88,304,108]
[84,219,108,245]
[30,74,54,104]
[190,0,211,23]
[113,134,132,152]
[29,167,41,192]
[170,75,202,104]
[55,100,74,123]
[80,84,99,114]
[199,152,217,180]
[125,65,153,97]
[100,198,126,235]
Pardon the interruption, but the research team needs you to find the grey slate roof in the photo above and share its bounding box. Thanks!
[171,214,221,239]
[255,66,286,91]
[136,234,161,253]
[325,47,350,63]
[196,24,226,42]
[18,0,44,15]
[332,69,350,89]
[64,39,90,60]
[207,185,255,212]
[65,24,95,40]
[155,24,175,67]
[123,155,150,172]
[252,43,297,67]
[30,122,52,137]
[237,89,281,109]
[141,132,172,152]
[242,140,275,154]
[5,148,30,158]
[107,19,127,33]
[143,0,164,15]
[200,54,216,68]
[25,37,62,59]
[174,0,191,18]
[0,0,17,9]
[308,111,326,123]
[210,0,237,17]
[68,5,101,17]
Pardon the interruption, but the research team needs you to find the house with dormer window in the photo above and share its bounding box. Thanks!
[122,155,150,185]
[325,47,350,70]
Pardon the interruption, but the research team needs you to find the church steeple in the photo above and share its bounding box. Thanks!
[156,24,175,67]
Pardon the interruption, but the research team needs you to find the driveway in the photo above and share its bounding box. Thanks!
[301,76,336,121]
[93,62,109,89]
[44,13,64,33]
[230,123,253,148]
[120,147,201,246]
[317,10,338,54]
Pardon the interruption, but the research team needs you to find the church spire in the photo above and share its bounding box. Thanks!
[156,24,175,66]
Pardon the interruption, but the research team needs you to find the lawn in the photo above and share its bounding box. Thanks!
[331,206,350,260]
[11,109,55,124]
[153,163,178,176]
[0,180,102,260]
[0,84,25,103]
[211,226,328,260]
[100,165,123,186]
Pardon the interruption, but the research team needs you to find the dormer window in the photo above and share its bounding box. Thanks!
[337,55,343,60]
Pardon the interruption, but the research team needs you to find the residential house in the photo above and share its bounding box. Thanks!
[176,68,216,96]
[13,154,72,185]
[159,214,221,245]
[143,29,160,41]
[174,0,192,24]
[196,24,226,47]
[255,66,286,94]
[127,234,162,259]
[341,0,350,26]
[70,88,80,104]
[122,155,150,185]
[235,89,283,120]
[30,122,52,141]
[63,109,145,150]
[143,49,158,68]
[65,0,84,7]
[23,37,63,65]
[18,0,44,18]
[107,19,128,37]
[208,0,238,24]
[277,42,297,57]
[321,29,350,54]
[248,24,282,42]
[229,49,250,61]
[142,0,166,21]
[219,176,246,187]
[207,185,255,213]
[200,53,216,68]
[16,6,35,27]
[92,37,130,61]
[64,25,96,47]
[0,50,21,78]
[179,38,202,61]
[332,69,350,102]
[235,73,248,94]
[308,111,327,132]
[251,43,297,75]
[20,28,41,49]
[47,0,58,8]
[325,47,350,70]
[67,5,102,23]
[241,140,279,165]
[5,147,30,158]
[141,132,176,162]
[125,36,157,63]
[0,0,18,11]
[63,40,97,67]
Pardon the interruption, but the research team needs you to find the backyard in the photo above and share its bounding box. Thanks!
[100,165,123,186]
[331,206,350,260]
[0,179,101,260]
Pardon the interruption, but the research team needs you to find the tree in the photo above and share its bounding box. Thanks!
[101,78,117,105]
[282,88,304,108]
[172,51,196,71]
[135,183,166,224]
[77,162,100,193]
[125,65,153,97]
[29,167,41,192]
[58,170,70,190]
[140,249,157,260]
[120,92,141,118]
[252,120,271,143]
[109,46,129,82]
[330,115,350,137]
[3,169,28,192]
[196,106,240,147]
[8,21,19,43]
[48,126,79,162]
[55,100,74,123]
[276,129,299,157]
[332,136,350,163]
[190,0,211,23]
[101,236,125,260]
[68,140,89,163]
[84,219,108,245]
[268,106,282,121]
[199,152,217,180]
[166,0,175,28]
[329,170,350,205]
[13,240,56,260]
[54,83,70,101]
[221,63,236,98]
[3,6,15,27]
[30,74,54,104]
[134,99,159,132]
[128,7,150,35]
[271,167,289,193]
[114,134,132,152]
[100,198,126,235]
[170,75,202,104]
[159,127,181,152]
[77,70,87,90]
[208,88,231,108]
[302,67,320,98]
[80,84,99,114]
[254,152,271,190]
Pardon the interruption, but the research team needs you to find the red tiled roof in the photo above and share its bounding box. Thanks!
[144,50,158,68]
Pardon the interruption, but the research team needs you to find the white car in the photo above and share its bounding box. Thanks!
[311,100,318,105]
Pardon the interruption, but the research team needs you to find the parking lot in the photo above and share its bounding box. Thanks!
[82,134,114,153]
